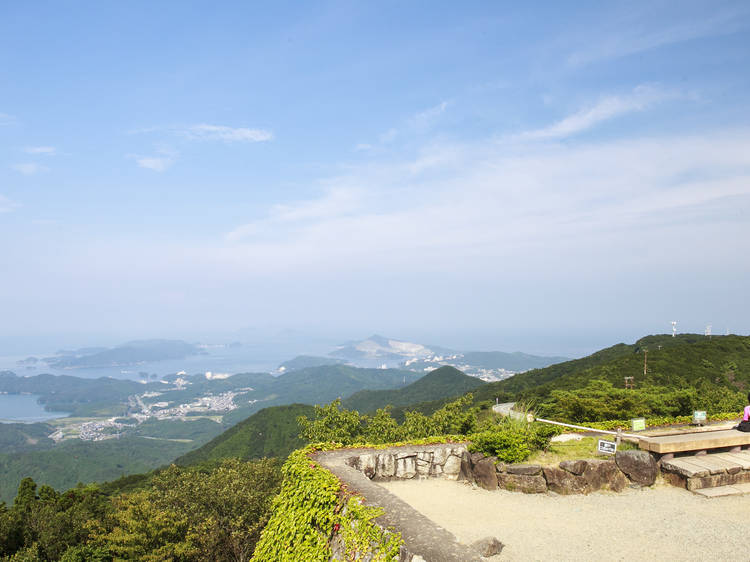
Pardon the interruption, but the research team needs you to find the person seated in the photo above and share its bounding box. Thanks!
[737,393,750,432]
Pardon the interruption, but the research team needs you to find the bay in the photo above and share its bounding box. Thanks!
[0,393,68,423]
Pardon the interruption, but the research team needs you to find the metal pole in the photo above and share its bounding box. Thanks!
[533,417,645,441]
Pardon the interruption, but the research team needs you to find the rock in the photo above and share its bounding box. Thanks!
[497,472,547,493]
[432,447,449,466]
[377,454,395,478]
[415,459,431,477]
[417,451,432,463]
[507,464,542,476]
[359,454,377,479]
[494,461,507,473]
[582,459,628,492]
[473,458,499,490]
[542,466,587,495]
[471,536,504,557]
[470,451,486,467]
[615,450,658,486]
[429,462,443,477]
[459,450,473,481]
[559,459,587,475]
[443,454,462,480]
[396,456,417,479]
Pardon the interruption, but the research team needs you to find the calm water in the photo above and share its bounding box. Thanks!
[0,394,68,423]
[0,345,290,381]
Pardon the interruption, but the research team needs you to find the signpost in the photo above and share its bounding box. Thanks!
[692,411,707,425]
[598,439,617,455]
[631,418,646,431]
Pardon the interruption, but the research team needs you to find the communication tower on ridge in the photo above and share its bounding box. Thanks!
[671,321,677,338]
[705,324,712,338]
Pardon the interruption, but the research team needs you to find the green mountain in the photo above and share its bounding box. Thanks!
[342,366,485,413]
[178,367,483,467]
[223,365,421,424]
[473,334,750,403]
[459,350,569,371]
[0,422,55,454]
[175,404,314,467]
[277,355,344,372]
[0,436,196,504]
[45,339,201,369]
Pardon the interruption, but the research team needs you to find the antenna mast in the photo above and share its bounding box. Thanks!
[705,324,712,339]
[671,321,677,338]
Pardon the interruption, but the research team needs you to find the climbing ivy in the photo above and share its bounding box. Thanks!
[251,444,402,561]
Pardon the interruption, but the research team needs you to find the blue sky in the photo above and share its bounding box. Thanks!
[1,1,749,355]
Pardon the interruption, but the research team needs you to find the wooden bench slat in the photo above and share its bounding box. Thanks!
[712,453,750,470]
[640,429,750,454]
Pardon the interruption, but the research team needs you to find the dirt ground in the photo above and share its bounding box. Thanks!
[380,479,750,561]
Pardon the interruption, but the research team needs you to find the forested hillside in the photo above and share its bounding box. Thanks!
[175,404,314,466]
[475,334,750,402]
[342,366,484,413]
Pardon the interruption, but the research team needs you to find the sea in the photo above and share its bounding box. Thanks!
[0,393,68,423]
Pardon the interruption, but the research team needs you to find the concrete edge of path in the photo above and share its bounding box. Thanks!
[312,446,485,562]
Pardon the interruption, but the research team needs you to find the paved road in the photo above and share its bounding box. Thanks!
[492,401,524,420]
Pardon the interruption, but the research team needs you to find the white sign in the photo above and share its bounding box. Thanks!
[598,439,617,455]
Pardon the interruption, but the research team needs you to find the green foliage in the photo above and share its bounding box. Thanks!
[473,334,750,406]
[0,437,197,504]
[298,399,364,446]
[468,413,559,463]
[176,404,315,467]
[0,459,282,561]
[0,424,55,455]
[535,379,745,423]
[297,395,479,446]
[252,446,401,561]
[342,366,485,414]
[92,459,281,561]
[0,479,111,561]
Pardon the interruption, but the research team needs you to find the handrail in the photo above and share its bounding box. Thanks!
[533,416,648,441]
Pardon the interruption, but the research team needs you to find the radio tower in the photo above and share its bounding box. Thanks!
[705,324,712,339]
[671,321,677,338]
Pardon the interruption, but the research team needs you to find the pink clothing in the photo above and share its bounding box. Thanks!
[743,405,750,422]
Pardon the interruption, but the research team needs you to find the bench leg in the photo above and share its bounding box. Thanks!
[730,446,742,453]
[695,450,707,456]
[661,453,674,462]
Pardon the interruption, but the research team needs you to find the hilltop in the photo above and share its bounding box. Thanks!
[473,334,750,403]
[175,404,314,466]
[343,366,485,413]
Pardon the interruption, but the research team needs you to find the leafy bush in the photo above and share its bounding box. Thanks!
[252,446,401,561]
[535,379,745,423]
[468,413,560,463]
[297,395,478,445]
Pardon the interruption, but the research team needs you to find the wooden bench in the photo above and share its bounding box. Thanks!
[639,428,750,459]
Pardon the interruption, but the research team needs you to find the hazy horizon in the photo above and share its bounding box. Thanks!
[2,2,749,358]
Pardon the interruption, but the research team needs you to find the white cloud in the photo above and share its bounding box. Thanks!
[11,163,45,175]
[372,102,450,147]
[24,146,56,155]
[136,156,174,172]
[0,194,19,213]
[220,127,750,275]
[183,124,273,142]
[568,9,748,67]
[409,101,449,131]
[0,113,12,125]
[354,143,373,152]
[130,147,178,172]
[378,128,398,144]
[520,85,673,140]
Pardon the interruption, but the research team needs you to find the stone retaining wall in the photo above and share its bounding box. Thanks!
[345,444,659,495]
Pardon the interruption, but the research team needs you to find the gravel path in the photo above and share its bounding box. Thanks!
[380,479,750,561]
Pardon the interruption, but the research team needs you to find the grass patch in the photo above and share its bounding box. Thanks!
[527,437,637,466]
